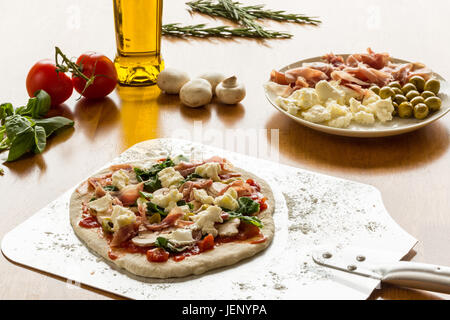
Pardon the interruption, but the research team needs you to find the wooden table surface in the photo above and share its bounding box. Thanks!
[1,0,449,300]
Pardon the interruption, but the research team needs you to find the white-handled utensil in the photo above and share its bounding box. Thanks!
[312,249,450,294]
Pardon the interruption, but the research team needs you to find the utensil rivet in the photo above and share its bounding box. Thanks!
[347,265,357,271]
[322,252,332,259]
[356,255,366,262]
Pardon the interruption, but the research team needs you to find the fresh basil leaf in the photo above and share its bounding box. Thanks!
[0,103,14,122]
[167,243,191,253]
[176,200,193,210]
[13,106,27,115]
[228,213,263,228]
[33,90,51,118]
[160,157,175,168]
[104,185,119,192]
[236,197,260,216]
[183,173,202,182]
[0,136,9,151]
[135,158,175,182]
[34,117,74,137]
[144,176,162,192]
[146,202,166,216]
[15,99,35,117]
[5,115,33,142]
[155,237,189,253]
[6,127,35,162]
[16,90,51,119]
[133,167,147,182]
[139,191,153,199]
[33,125,46,154]
[155,237,169,248]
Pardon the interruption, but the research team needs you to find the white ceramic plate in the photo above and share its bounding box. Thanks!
[264,55,450,138]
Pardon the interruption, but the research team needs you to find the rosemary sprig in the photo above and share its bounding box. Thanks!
[162,23,292,39]
[187,0,321,26]
[162,0,319,39]
[243,5,321,25]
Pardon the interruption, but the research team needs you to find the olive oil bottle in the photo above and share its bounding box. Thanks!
[113,0,164,86]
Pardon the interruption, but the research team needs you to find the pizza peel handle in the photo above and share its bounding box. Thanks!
[312,250,450,294]
[375,262,450,294]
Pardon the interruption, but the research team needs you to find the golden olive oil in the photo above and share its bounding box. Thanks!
[113,0,164,86]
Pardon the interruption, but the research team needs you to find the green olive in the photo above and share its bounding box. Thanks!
[398,102,413,118]
[425,96,442,112]
[147,213,161,224]
[424,79,440,95]
[389,81,402,89]
[369,85,381,95]
[406,90,420,101]
[379,87,395,99]
[402,83,417,95]
[410,96,425,106]
[392,102,399,116]
[414,103,429,120]
[421,91,435,99]
[394,94,408,105]
[101,218,114,234]
[409,76,425,92]
[392,87,403,95]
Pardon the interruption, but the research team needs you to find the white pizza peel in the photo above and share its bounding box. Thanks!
[1,138,419,299]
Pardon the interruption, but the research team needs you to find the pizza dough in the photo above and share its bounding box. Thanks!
[70,160,275,279]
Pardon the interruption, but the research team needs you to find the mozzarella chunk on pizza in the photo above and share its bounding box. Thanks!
[168,229,195,246]
[112,169,130,190]
[88,193,113,214]
[217,218,240,237]
[110,205,136,232]
[157,167,184,188]
[195,162,222,182]
[214,187,239,211]
[193,188,215,204]
[151,188,183,213]
[191,205,223,237]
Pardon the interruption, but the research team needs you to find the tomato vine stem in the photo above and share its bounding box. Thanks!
[54,46,97,97]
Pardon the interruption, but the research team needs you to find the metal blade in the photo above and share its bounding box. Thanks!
[311,248,382,280]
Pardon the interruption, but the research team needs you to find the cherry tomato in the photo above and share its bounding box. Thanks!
[72,52,117,99]
[246,178,261,192]
[78,216,100,229]
[259,197,268,212]
[146,248,169,263]
[236,222,261,241]
[26,60,73,106]
[198,234,215,252]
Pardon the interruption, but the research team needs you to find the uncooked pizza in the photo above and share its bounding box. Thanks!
[70,155,275,278]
